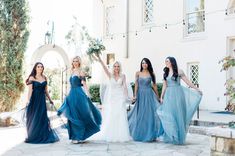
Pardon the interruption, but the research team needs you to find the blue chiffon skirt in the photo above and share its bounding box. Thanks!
[157,86,202,144]
[58,87,102,140]
[128,87,161,142]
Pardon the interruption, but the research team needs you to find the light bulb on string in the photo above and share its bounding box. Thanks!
[95,7,230,38]
[123,34,125,38]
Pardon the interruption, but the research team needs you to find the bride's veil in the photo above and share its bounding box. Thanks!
[99,64,111,116]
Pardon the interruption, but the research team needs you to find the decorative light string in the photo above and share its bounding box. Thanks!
[98,7,234,40]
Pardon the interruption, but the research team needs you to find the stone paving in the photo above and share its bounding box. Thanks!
[0,126,210,156]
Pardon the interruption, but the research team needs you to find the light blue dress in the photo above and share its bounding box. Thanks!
[57,76,102,141]
[128,76,161,142]
[157,75,202,144]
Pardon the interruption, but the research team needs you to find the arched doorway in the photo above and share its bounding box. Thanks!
[31,44,70,104]
[31,44,70,66]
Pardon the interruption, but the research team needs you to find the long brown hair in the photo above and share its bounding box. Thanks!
[26,62,44,84]
[140,58,156,84]
[163,57,178,81]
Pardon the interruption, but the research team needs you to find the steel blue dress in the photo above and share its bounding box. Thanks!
[25,81,59,144]
[157,75,202,144]
[57,75,102,141]
[128,76,161,142]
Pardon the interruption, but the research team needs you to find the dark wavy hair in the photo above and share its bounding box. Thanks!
[26,62,44,84]
[140,58,156,84]
[163,57,178,81]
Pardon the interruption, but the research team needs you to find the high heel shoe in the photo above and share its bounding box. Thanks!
[71,140,79,144]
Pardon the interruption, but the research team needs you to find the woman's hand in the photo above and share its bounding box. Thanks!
[49,100,54,105]
[196,89,203,95]
[132,96,137,104]
[92,53,101,62]
[160,97,164,104]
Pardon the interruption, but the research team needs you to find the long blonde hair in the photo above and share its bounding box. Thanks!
[71,56,81,72]
[112,61,122,76]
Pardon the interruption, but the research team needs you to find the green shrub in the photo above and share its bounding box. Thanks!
[0,0,30,112]
[89,82,163,105]
[89,84,101,104]
[157,83,163,96]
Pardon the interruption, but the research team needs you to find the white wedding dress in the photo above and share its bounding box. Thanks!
[94,74,131,142]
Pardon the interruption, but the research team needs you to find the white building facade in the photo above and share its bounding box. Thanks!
[92,0,235,111]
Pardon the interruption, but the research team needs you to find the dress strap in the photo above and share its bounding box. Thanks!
[26,80,33,85]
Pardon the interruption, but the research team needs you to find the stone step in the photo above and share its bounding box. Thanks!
[190,119,228,127]
[189,125,235,139]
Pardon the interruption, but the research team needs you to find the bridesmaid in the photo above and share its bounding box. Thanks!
[157,56,202,145]
[57,56,102,144]
[128,58,161,142]
[25,62,59,144]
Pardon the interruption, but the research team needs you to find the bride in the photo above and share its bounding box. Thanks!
[94,54,131,142]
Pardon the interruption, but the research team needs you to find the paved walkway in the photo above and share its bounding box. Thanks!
[2,110,232,156]
[0,126,210,156]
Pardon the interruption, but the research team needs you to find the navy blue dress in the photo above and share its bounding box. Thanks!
[25,81,59,144]
[58,76,102,141]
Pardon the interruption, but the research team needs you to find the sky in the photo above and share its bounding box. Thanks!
[27,0,94,68]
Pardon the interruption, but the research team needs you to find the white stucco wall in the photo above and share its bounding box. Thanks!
[93,0,235,111]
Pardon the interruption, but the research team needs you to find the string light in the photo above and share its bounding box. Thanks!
[165,24,168,29]
[95,7,231,39]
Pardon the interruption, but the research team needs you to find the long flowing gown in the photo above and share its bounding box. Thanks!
[97,75,131,142]
[128,76,161,142]
[57,75,102,141]
[25,81,59,144]
[157,75,202,144]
